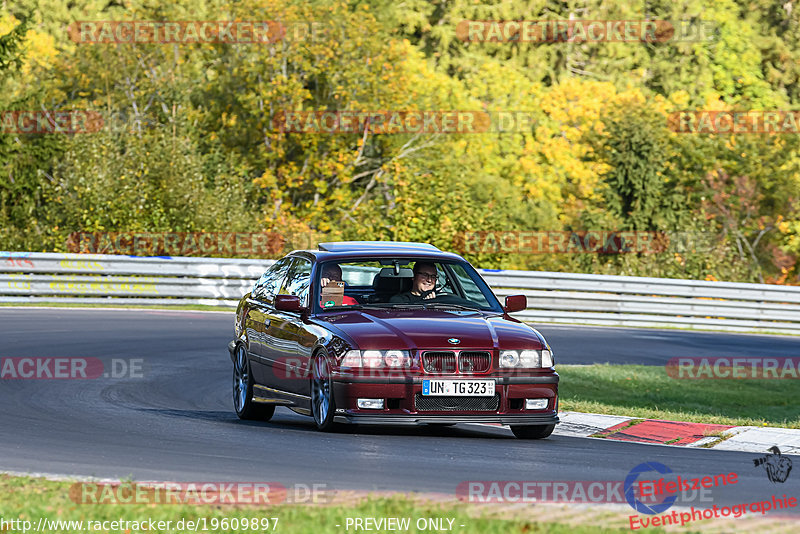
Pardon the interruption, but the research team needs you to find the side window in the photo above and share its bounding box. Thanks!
[280,258,312,307]
[253,257,292,303]
[436,264,455,295]
[432,264,448,293]
[252,273,270,299]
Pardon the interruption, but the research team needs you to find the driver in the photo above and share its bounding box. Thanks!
[390,261,438,303]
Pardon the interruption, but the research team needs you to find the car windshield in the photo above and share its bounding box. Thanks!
[314,258,503,313]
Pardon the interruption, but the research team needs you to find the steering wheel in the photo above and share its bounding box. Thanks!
[419,280,445,300]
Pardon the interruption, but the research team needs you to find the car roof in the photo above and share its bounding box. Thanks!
[319,241,439,252]
[286,241,466,263]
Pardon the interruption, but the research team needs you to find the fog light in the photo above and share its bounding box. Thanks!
[525,398,548,410]
[357,398,384,409]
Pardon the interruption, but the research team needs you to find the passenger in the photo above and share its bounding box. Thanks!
[320,264,358,306]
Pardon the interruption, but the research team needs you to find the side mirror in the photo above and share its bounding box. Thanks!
[275,294,303,312]
[504,294,527,313]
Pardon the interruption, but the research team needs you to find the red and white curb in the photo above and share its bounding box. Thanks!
[554,411,800,454]
[551,412,633,439]
[712,426,800,454]
[472,412,800,454]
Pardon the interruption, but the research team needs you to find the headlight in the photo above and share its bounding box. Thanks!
[341,350,361,367]
[500,350,519,368]
[519,350,540,367]
[383,350,407,367]
[500,349,554,368]
[340,350,412,368]
[361,350,384,368]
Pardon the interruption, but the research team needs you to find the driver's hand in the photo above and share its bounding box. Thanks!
[321,278,331,287]
[423,291,436,300]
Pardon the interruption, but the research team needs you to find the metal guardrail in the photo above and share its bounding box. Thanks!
[0,252,274,307]
[2,251,800,334]
[487,270,800,334]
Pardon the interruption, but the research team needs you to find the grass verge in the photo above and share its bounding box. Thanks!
[0,474,644,534]
[558,364,800,429]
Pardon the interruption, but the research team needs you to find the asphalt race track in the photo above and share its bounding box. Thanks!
[1,308,798,512]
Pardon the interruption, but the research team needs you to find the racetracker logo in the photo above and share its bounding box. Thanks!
[666,357,800,379]
[69,482,332,505]
[67,21,285,44]
[456,20,715,43]
[270,111,540,134]
[457,479,714,505]
[66,231,325,257]
[458,481,627,503]
[668,111,800,134]
[0,357,144,379]
[1,111,103,134]
[455,231,668,255]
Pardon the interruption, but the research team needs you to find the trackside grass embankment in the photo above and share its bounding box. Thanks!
[558,364,800,429]
[0,474,644,534]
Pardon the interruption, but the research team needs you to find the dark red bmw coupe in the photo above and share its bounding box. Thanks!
[228,241,559,438]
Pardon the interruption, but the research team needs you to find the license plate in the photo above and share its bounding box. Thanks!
[422,379,495,396]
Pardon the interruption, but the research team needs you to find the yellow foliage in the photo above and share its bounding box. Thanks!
[0,14,58,81]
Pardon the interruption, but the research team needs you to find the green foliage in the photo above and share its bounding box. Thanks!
[1,0,800,284]
[0,15,28,74]
[594,103,672,231]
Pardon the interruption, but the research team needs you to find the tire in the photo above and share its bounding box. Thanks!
[311,351,336,431]
[233,344,275,421]
[511,424,555,439]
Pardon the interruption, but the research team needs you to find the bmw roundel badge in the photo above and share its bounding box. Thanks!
[448,338,460,345]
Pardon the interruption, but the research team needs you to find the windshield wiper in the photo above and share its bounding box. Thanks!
[321,303,421,311]
[423,303,480,311]
[322,303,479,311]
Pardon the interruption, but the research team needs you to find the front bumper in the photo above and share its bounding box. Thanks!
[333,413,559,425]
[228,340,236,363]
[332,372,559,425]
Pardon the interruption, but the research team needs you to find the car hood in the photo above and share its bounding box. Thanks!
[316,309,545,351]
